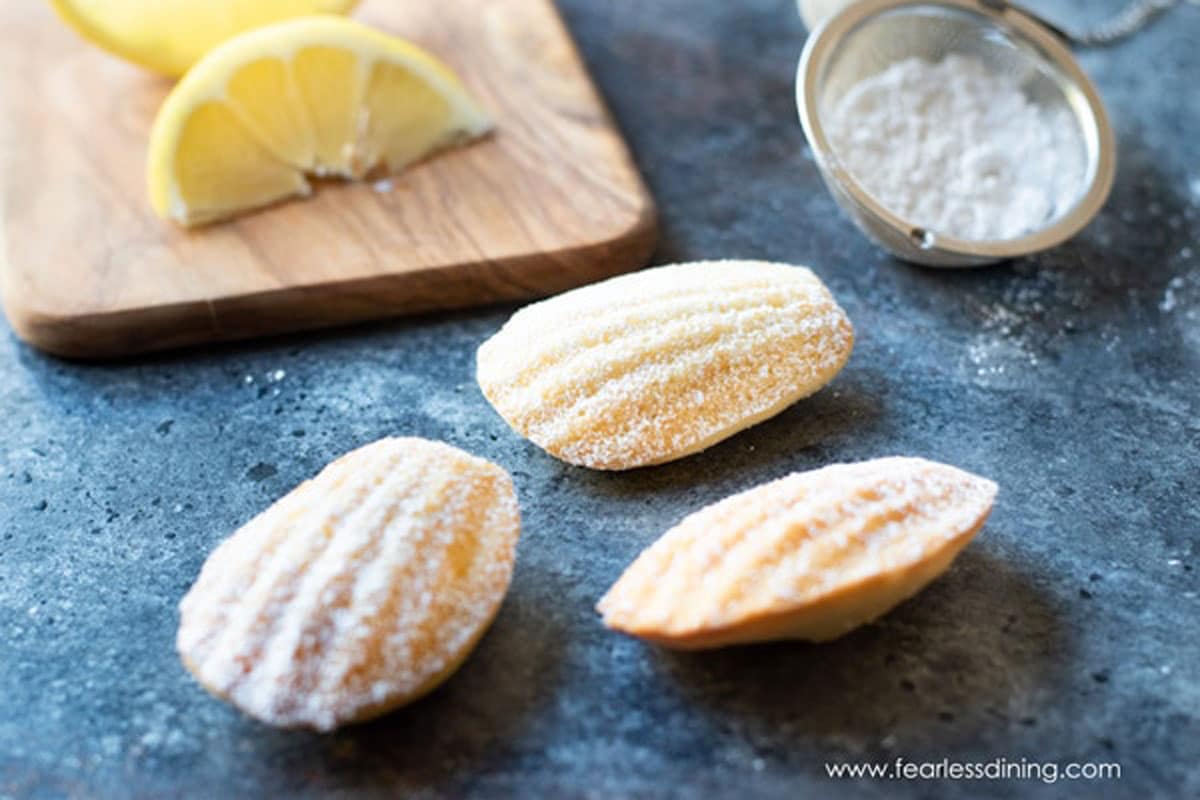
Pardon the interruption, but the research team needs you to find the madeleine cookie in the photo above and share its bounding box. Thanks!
[476,260,854,470]
[177,437,520,731]
[598,457,996,648]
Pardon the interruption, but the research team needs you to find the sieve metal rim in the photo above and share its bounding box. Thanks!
[796,0,1118,267]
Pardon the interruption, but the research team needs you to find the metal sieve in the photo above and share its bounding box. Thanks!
[797,0,1117,267]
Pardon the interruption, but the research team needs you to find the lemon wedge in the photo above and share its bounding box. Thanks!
[49,0,360,78]
[146,16,493,226]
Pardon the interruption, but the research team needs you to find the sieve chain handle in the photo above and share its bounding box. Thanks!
[987,0,1199,47]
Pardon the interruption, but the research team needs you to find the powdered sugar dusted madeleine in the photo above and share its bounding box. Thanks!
[476,260,854,470]
[598,457,996,648]
[177,437,520,731]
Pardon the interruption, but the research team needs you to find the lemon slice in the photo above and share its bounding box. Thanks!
[147,16,493,226]
[49,0,360,78]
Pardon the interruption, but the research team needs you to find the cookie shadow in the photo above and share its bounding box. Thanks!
[647,547,1067,748]
[572,370,887,502]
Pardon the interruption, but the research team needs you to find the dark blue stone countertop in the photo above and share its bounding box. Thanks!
[1,1,1197,797]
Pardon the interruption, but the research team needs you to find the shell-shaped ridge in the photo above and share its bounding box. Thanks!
[177,436,520,730]
[598,457,997,648]
[477,260,855,470]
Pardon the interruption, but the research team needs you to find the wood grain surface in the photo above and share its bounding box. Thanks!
[0,0,657,358]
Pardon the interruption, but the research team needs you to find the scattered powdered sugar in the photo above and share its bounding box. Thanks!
[827,54,1087,242]
[1160,276,1185,313]
[967,296,1042,379]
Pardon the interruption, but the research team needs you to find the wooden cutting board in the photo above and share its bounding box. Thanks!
[0,0,656,359]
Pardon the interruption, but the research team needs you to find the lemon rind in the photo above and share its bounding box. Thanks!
[47,0,360,77]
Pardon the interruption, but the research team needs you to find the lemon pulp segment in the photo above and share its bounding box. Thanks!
[147,17,493,226]
[49,0,360,77]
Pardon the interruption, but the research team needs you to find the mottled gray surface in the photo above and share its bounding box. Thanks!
[1,1,1198,797]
